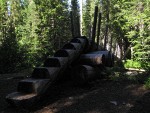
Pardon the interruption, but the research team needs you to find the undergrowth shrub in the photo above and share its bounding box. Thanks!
[123,60,141,68]
[144,77,150,89]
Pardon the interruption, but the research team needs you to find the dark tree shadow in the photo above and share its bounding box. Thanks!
[128,91,150,113]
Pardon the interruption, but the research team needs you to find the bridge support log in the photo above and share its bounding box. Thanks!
[32,67,60,80]
[54,49,77,62]
[72,65,101,85]
[62,43,82,50]
[17,78,49,94]
[89,51,113,67]
[44,57,68,67]
[79,54,105,66]
[71,37,89,52]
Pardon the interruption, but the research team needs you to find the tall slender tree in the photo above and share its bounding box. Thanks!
[71,0,80,37]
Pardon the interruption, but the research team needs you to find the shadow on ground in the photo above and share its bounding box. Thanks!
[128,91,150,113]
[0,69,150,113]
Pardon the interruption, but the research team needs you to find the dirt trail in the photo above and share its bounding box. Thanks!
[0,70,150,113]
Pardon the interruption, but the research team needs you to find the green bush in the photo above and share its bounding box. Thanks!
[144,77,150,89]
[123,60,150,71]
[123,60,141,69]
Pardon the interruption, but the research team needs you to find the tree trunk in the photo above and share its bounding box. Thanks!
[77,15,81,37]
[91,6,98,49]
[103,0,109,50]
[96,13,102,50]
[70,11,74,38]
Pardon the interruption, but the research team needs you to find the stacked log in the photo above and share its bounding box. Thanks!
[89,51,113,67]
[6,35,115,106]
[6,36,89,107]
[43,57,69,81]
[17,78,49,94]
[79,54,105,67]
[72,65,101,85]
[71,51,114,85]
[54,49,77,62]
[43,57,68,67]
[71,52,105,85]
[5,4,115,107]
[62,43,82,51]
[32,67,60,80]
[71,36,89,52]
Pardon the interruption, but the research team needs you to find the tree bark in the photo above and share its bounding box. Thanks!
[96,13,102,50]
[70,11,74,38]
[91,6,98,49]
[103,0,109,50]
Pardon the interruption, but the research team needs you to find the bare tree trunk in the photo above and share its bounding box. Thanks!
[91,6,98,49]
[96,13,102,50]
[108,31,112,52]
[77,15,81,37]
[70,11,74,38]
[118,38,123,59]
[103,0,109,50]
[122,44,132,60]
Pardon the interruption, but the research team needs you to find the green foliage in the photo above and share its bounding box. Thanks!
[82,0,92,37]
[108,67,149,85]
[123,60,150,71]
[123,60,141,69]
[0,0,71,74]
[144,77,150,89]
[82,0,100,38]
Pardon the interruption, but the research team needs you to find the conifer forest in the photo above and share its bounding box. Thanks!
[0,0,149,73]
[0,0,150,112]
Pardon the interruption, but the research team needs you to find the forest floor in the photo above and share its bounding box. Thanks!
[0,67,150,113]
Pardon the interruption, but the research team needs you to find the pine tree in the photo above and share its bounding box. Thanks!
[71,0,80,37]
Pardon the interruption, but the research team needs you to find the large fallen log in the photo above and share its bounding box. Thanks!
[43,57,69,80]
[17,78,49,94]
[54,49,77,62]
[89,51,112,67]
[6,36,89,107]
[71,36,89,52]
[71,65,101,85]
[62,43,82,50]
[80,36,89,52]
[43,57,68,67]
[6,92,37,107]
[62,43,82,57]
[79,54,105,67]
[6,67,62,107]
[32,67,60,80]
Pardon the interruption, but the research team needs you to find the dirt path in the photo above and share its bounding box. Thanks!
[0,70,150,113]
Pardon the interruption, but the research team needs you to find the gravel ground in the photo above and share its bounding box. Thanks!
[0,70,150,113]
